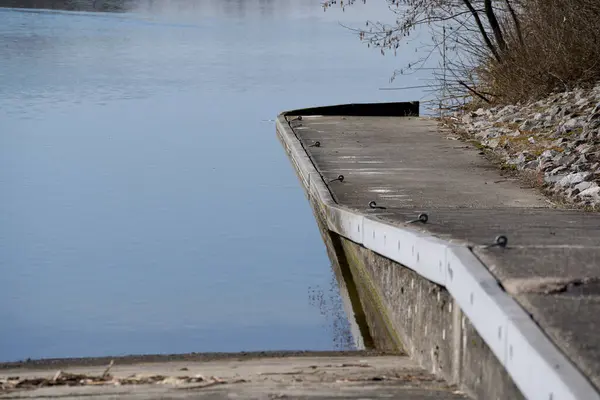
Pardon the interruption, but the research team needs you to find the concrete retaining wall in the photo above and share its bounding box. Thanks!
[294,154,524,399]
[338,235,524,399]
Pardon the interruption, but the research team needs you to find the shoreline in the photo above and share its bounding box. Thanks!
[0,350,395,371]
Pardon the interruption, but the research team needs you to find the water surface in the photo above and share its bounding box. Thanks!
[0,0,431,362]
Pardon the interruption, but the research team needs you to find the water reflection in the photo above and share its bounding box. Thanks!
[0,0,288,15]
[0,0,132,12]
[308,273,355,351]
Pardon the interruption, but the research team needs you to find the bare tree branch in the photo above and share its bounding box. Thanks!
[461,0,501,61]
[503,0,523,45]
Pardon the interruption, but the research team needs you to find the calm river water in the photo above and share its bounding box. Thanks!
[0,0,431,362]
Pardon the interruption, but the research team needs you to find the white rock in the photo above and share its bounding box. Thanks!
[562,118,583,131]
[547,105,562,117]
[473,120,490,130]
[524,160,539,170]
[519,120,537,131]
[575,144,592,154]
[553,138,568,146]
[557,172,591,187]
[579,185,600,199]
[515,152,530,164]
[496,115,513,123]
[554,153,577,167]
[497,105,518,117]
[509,130,521,137]
[542,120,555,128]
[575,181,595,192]
[545,174,566,184]
[550,166,568,175]
[486,138,500,149]
[541,150,556,158]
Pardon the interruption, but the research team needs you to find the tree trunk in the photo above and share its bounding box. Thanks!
[504,0,524,45]
[484,0,507,51]
[461,0,501,62]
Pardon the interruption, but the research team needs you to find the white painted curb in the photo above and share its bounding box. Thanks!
[277,115,599,400]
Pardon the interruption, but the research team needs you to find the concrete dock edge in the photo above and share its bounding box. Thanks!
[276,109,600,400]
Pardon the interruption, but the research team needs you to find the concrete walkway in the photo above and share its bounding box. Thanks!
[288,115,600,392]
[0,352,467,399]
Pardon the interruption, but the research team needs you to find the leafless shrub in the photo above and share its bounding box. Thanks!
[480,0,600,104]
[323,0,600,108]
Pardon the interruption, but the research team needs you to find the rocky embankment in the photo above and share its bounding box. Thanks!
[451,85,600,208]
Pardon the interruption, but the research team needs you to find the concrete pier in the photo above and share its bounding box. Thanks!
[276,103,600,400]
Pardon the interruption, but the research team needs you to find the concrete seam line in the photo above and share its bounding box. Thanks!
[276,113,600,400]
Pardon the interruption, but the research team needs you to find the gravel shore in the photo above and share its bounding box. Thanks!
[448,84,600,209]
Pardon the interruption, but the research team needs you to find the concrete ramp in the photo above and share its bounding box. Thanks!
[0,353,467,399]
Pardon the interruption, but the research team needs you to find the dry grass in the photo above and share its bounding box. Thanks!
[478,0,600,104]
